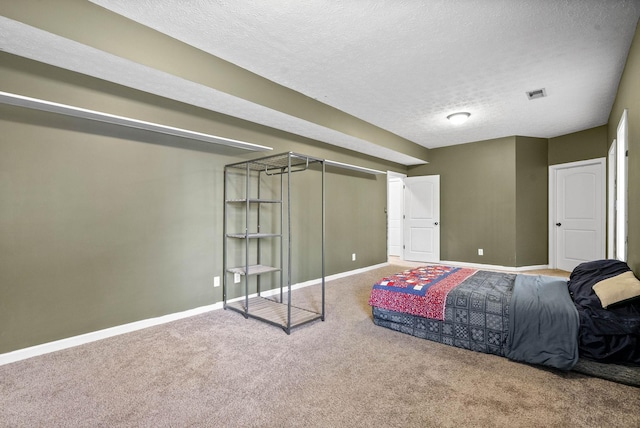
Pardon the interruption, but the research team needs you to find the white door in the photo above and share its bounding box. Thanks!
[387,176,404,256]
[551,160,605,272]
[403,175,440,262]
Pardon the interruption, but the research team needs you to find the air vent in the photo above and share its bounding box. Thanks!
[526,88,547,100]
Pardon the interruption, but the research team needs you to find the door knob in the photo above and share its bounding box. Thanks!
[434,222,439,226]
[556,223,562,226]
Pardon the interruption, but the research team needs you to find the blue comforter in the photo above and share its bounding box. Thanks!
[506,275,580,370]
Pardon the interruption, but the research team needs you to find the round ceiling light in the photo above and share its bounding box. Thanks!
[447,112,471,125]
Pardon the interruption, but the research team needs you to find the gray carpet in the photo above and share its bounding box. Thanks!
[1,264,639,427]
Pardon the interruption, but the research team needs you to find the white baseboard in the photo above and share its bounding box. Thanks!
[0,262,389,367]
[440,260,550,272]
[0,302,223,367]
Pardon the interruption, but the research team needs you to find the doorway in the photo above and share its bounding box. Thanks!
[404,175,440,263]
[387,171,406,257]
[387,173,441,263]
[387,171,407,258]
[549,158,605,272]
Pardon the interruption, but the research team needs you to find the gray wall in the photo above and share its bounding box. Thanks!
[0,53,400,353]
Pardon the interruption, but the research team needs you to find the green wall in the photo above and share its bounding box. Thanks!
[408,136,549,268]
[406,120,625,271]
[0,53,401,353]
[2,1,637,355]
[515,137,549,266]
[2,0,424,354]
[408,137,518,266]
[548,126,608,166]
[608,20,640,274]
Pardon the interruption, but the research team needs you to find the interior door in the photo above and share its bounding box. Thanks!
[553,161,604,272]
[403,175,440,262]
[387,177,404,256]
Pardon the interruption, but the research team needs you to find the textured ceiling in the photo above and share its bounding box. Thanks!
[2,1,640,164]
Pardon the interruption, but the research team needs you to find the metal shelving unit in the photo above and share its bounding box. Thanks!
[223,152,325,334]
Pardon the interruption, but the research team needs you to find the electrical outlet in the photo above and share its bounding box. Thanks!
[214,276,220,287]
[234,273,241,283]
[478,249,483,256]
[352,253,356,261]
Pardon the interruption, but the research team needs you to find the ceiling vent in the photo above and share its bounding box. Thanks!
[526,88,547,100]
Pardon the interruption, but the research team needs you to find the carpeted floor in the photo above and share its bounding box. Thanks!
[1,264,638,427]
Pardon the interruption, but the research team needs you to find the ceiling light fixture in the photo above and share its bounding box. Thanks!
[447,112,470,125]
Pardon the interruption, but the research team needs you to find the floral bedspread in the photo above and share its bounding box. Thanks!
[368,265,477,321]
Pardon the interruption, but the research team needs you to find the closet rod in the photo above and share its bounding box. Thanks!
[0,91,273,152]
[324,159,386,175]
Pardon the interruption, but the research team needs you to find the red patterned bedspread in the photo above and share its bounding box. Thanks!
[368,265,477,321]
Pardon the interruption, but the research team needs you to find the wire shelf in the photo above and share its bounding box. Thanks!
[225,152,323,173]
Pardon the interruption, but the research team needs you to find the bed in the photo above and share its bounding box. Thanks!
[369,260,640,383]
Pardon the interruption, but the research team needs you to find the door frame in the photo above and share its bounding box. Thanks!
[387,171,407,259]
[615,109,629,261]
[548,158,606,269]
[608,141,616,259]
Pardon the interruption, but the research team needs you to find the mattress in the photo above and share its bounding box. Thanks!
[370,266,581,371]
[372,269,515,356]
